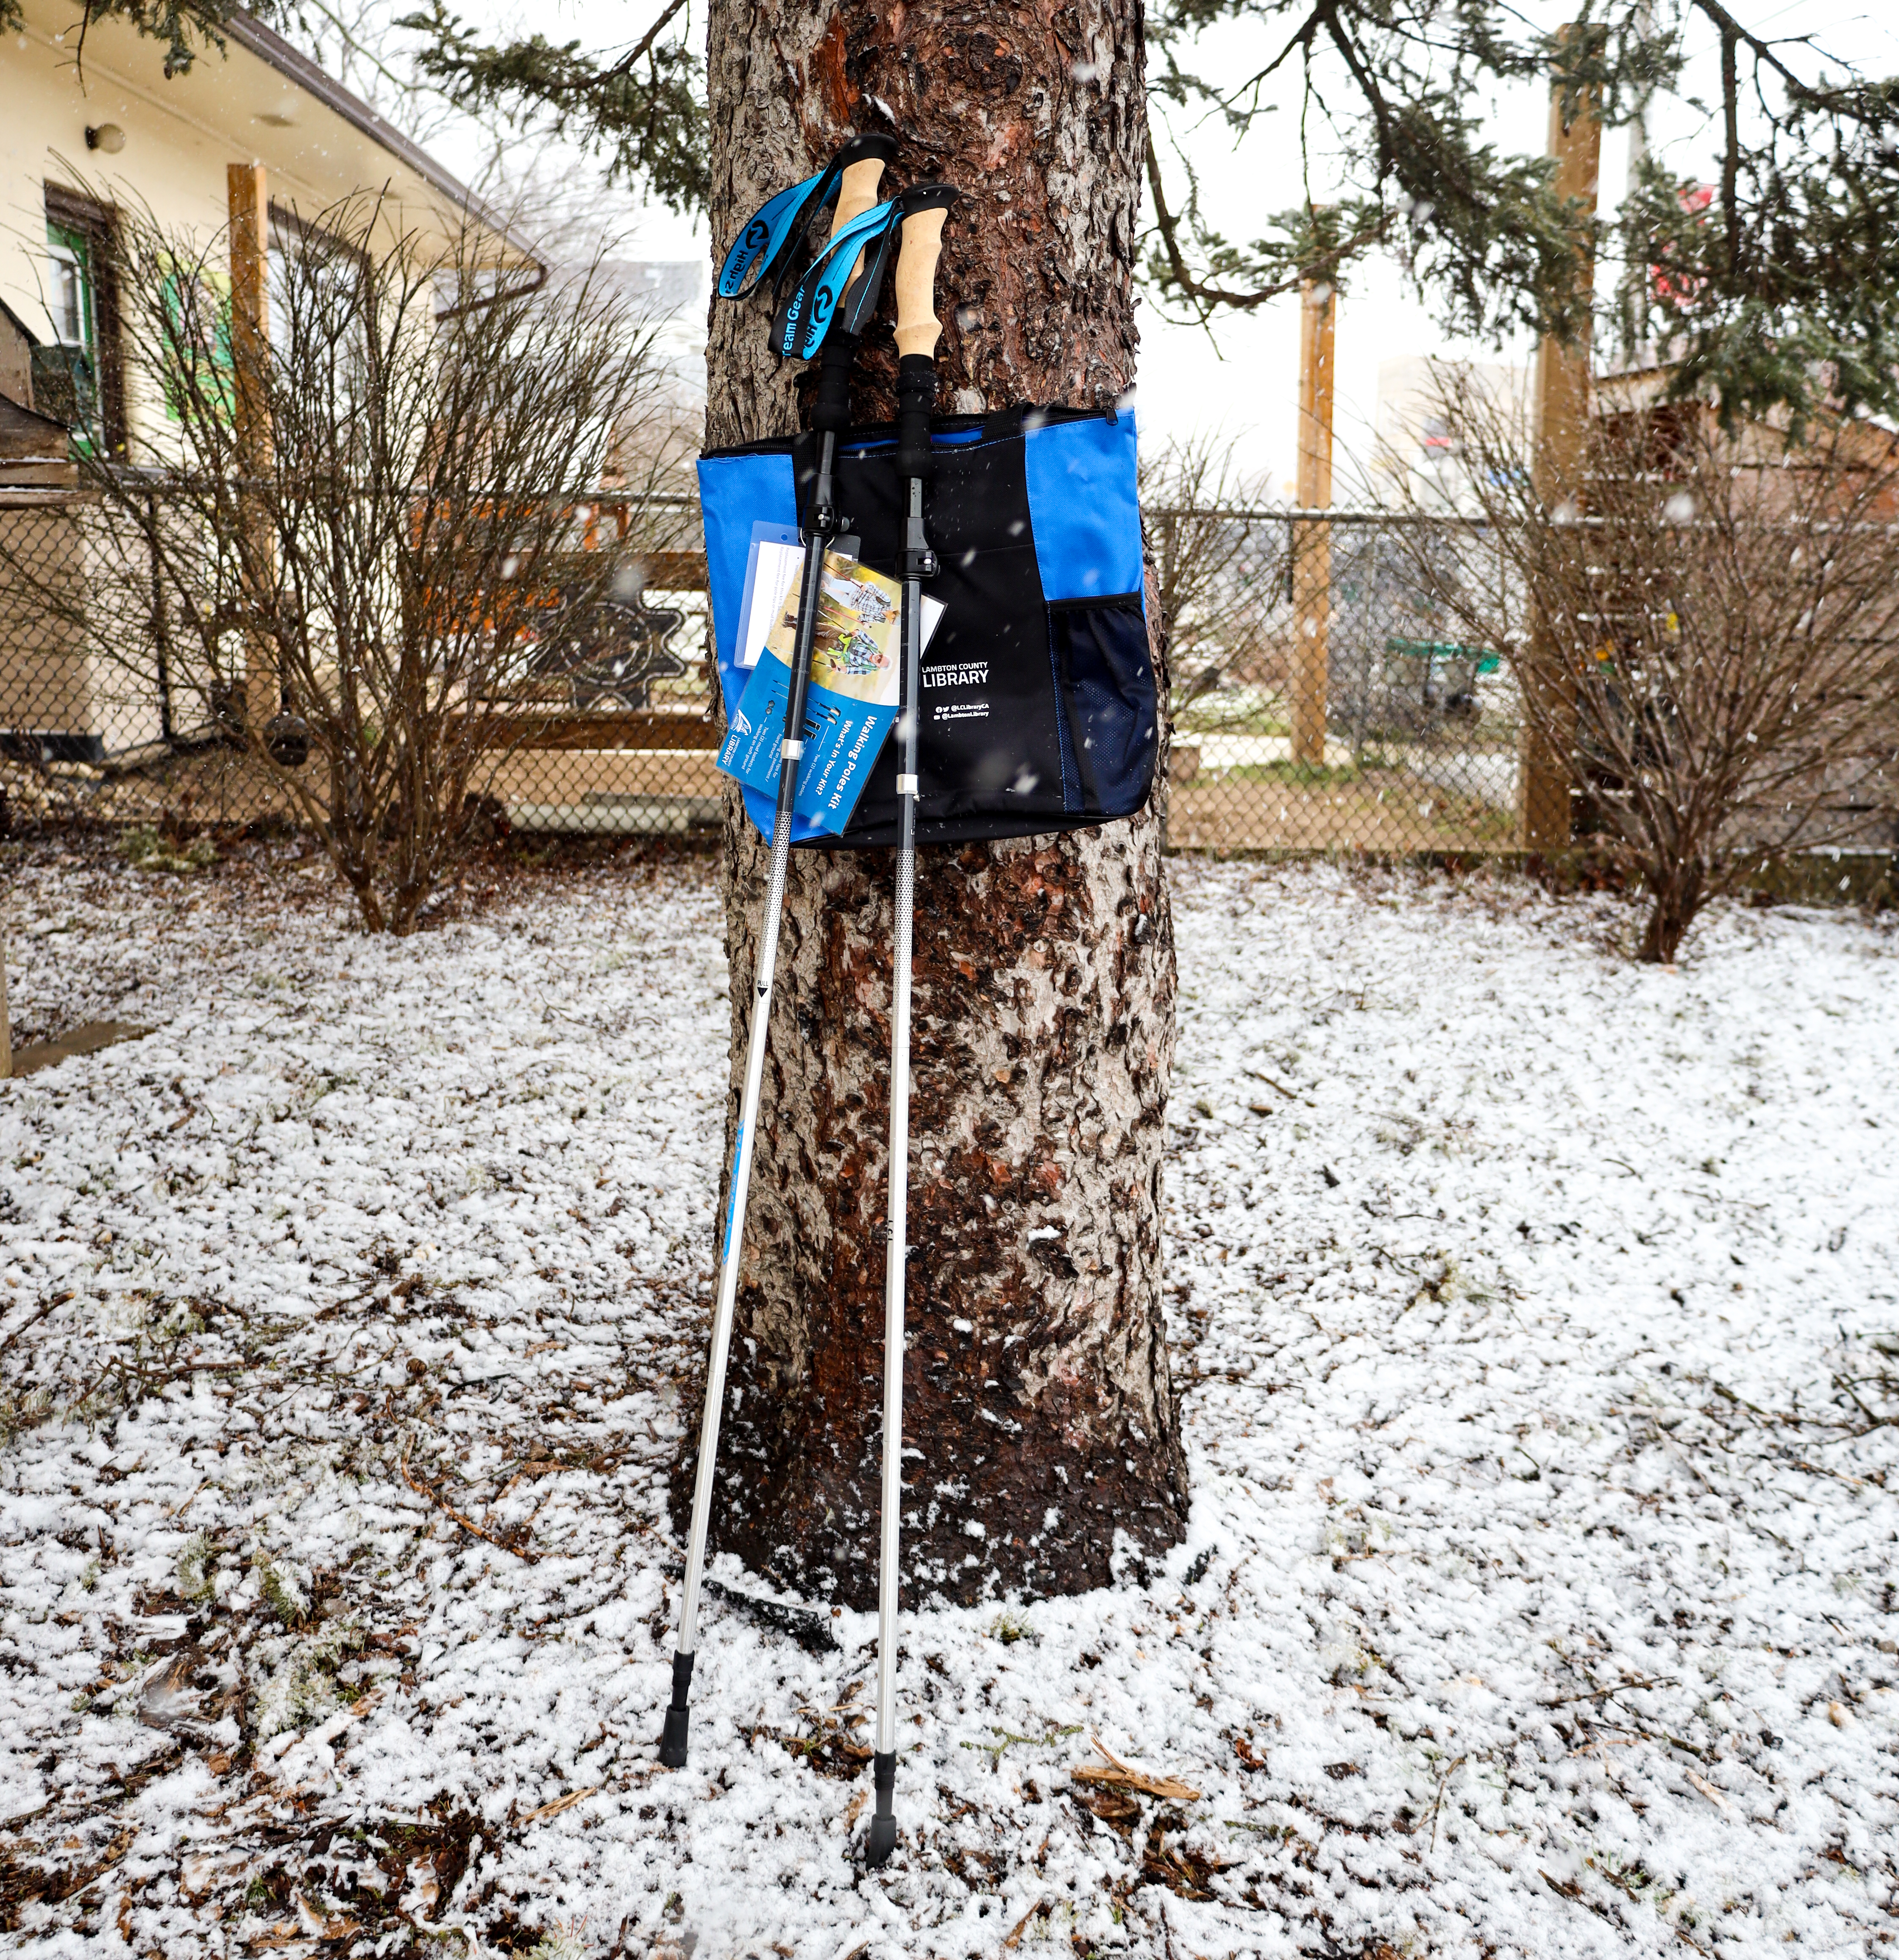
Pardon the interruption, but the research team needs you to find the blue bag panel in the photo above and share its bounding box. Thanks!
[1049,596,1158,818]
[697,448,841,847]
[698,450,798,724]
[1023,411,1144,603]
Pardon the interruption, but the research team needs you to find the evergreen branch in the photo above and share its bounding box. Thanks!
[393,0,707,211]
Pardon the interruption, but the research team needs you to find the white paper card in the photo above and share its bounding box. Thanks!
[737,520,946,670]
[736,527,804,670]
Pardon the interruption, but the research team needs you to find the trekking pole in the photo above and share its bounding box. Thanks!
[867,179,959,1869]
[662,136,897,1772]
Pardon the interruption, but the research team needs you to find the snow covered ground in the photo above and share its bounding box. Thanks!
[2,842,1896,1959]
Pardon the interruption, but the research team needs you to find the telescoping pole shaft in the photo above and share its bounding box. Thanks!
[662,434,835,1765]
[868,181,958,1868]
[662,144,894,1773]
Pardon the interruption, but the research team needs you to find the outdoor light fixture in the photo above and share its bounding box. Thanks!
[84,123,126,153]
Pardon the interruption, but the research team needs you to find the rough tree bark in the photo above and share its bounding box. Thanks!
[690,0,1186,1608]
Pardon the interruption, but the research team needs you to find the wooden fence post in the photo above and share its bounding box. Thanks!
[1292,273,1336,767]
[1520,29,1601,850]
[228,162,273,731]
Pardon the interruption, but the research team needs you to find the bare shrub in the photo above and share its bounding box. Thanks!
[17,192,675,932]
[1140,431,1286,716]
[1398,376,1899,961]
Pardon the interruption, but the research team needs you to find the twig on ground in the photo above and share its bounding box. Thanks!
[1072,1735,1200,1802]
[1543,1675,1676,1707]
[398,1439,537,1562]
[1244,1067,1311,1106]
[0,1290,73,1345]
[521,1785,601,1824]
[1002,1900,1044,1949]
[962,1724,1082,1763]
[1429,1754,1467,1851]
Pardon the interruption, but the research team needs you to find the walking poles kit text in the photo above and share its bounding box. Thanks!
[662,135,1155,1865]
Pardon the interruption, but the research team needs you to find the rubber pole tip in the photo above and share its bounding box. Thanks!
[866,1811,897,1867]
[659,1705,690,1767]
[866,1749,897,1865]
[660,1650,695,1766]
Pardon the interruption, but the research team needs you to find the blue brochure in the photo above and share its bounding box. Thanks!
[717,548,941,840]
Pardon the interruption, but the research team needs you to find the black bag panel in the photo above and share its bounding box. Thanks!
[701,407,1147,849]
[792,422,1075,845]
[844,575,1072,840]
[1049,596,1159,820]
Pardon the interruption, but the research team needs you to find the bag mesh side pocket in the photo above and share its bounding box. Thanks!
[1049,595,1157,819]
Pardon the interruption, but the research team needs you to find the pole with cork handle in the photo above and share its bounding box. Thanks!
[660,133,899,1773]
[867,179,960,1871]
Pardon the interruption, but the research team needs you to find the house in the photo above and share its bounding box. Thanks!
[1371,354,1528,512]
[1,0,533,763]
[1593,362,1899,522]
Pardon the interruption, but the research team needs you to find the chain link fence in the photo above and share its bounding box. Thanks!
[12,478,1865,862]
[0,484,722,841]
[1157,507,1525,852]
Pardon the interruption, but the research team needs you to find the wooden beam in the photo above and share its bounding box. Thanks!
[1520,31,1601,850]
[446,709,721,751]
[1291,274,1336,767]
[640,550,709,591]
[228,162,274,731]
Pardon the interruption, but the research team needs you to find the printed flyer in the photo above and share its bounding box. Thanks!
[718,549,941,837]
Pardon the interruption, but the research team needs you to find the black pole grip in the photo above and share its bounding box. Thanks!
[866,1748,898,1865]
[896,354,936,483]
[812,332,857,435]
[659,1649,694,1766]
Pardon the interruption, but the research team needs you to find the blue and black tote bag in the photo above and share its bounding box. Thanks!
[698,403,1157,849]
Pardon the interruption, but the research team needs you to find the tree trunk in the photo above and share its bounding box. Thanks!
[692,0,1187,1608]
[1638,857,1704,964]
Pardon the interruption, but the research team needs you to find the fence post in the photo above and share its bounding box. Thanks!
[228,161,274,732]
[1520,28,1601,850]
[1292,273,1336,767]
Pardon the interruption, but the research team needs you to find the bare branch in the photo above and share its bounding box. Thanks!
[1386,374,1899,960]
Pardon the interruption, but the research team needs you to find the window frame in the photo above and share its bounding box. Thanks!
[37,185,127,459]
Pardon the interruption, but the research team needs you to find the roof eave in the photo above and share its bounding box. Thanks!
[221,8,543,272]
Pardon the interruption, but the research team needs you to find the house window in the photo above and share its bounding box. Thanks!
[33,188,126,457]
[268,202,374,431]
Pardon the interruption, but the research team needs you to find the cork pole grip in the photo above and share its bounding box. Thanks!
[831,157,887,240]
[893,207,948,360]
